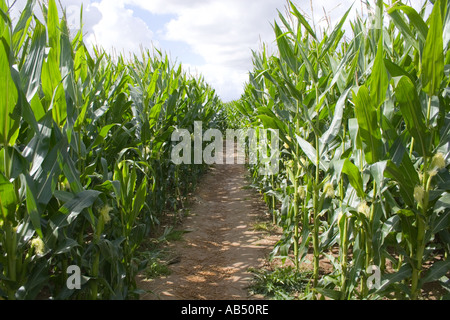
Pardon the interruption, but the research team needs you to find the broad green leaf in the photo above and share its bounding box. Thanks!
[41,50,67,125]
[0,1,11,46]
[319,5,352,59]
[274,21,298,74]
[342,159,365,198]
[257,114,287,134]
[54,238,80,255]
[0,172,17,222]
[88,124,119,151]
[315,287,342,300]
[369,161,388,189]
[131,177,147,225]
[0,38,19,147]
[388,6,420,51]
[46,0,60,62]
[60,18,76,105]
[389,5,428,42]
[55,190,102,228]
[295,134,327,171]
[74,44,88,83]
[378,264,412,293]
[12,0,35,54]
[33,142,62,206]
[432,195,450,233]
[20,20,46,103]
[384,59,415,83]
[422,0,444,96]
[382,215,400,239]
[394,76,429,157]
[15,262,49,300]
[369,36,389,108]
[25,174,43,239]
[421,260,450,284]
[353,85,383,164]
[319,88,351,155]
[385,159,418,207]
[348,118,362,151]
[147,69,160,99]
[289,1,317,40]
[346,248,365,296]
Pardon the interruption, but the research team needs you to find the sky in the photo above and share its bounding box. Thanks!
[8,0,429,102]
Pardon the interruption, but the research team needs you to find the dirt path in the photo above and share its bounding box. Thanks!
[138,160,276,300]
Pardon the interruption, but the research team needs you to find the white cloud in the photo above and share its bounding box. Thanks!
[7,0,433,102]
[128,0,285,101]
[85,1,156,56]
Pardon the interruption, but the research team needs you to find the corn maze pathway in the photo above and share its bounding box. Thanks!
[138,152,277,300]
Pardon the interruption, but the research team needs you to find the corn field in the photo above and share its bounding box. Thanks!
[0,0,224,299]
[230,0,449,300]
[0,0,449,301]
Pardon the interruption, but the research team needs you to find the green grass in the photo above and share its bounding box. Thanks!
[248,266,312,300]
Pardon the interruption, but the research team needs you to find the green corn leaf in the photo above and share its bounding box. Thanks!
[47,0,60,62]
[88,124,120,151]
[422,0,444,96]
[74,44,88,83]
[19,20,46,102]
[295,134,328,171]
[319,87,351,155]
[389,5,428,43]
[41,50,67,125]
[60,17,76,104]
[369,36,389,108]
[342,158,365,199]
[388,6,420,51]
[381,215,401,239]
[58,190,102,216]
[289,1,317,40]
[385,159,418,207]
[147,69,160,98]
[54,238,80,255]
[33,142,62,206]
[378,264,412,293]
[348,118,362,151]
[277,17,318,84]
[353,85,383,164]
[274,21,298,74]
[346,248,365,296]
[257,114,287,134]
[420,260,450,285]
[0,38,19,147]
[0,1,11,46]
[131,177,147,225]
[394,76,429,157]
[369,160,388,189]
[315,287,343,300]
[0,172,17,222]
[319,5,352,59]
[432,209,449,234]
[25,174,43,239]
[12,0,35,54]
[384,59,415,83]
[52,190,102,230]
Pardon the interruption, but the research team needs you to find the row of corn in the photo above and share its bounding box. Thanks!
[230,0,449,300]
[0,0,222,299]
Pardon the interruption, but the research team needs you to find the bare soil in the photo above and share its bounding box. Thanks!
[137,162,278,300]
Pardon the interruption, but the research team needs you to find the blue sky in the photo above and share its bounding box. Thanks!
[9,0,429,102]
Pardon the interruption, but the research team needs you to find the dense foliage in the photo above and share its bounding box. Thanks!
[231,0,449,300]
[0,0,222,299]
